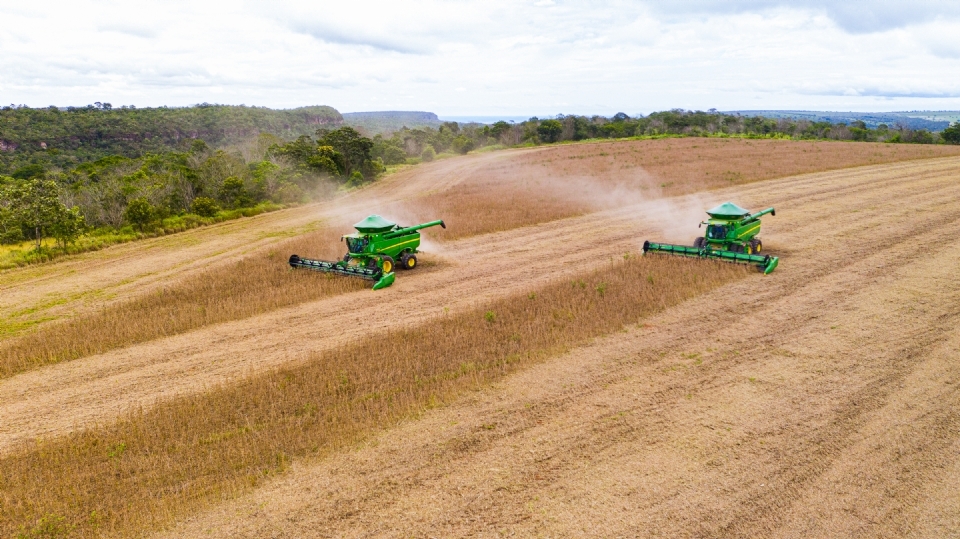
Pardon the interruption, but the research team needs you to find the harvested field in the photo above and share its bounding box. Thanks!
[0,257,748,538]
[399,138,960,238]
[3,138,954,339]
[0,227,371,377]
[150,154,960,539]
[1,141,959,538]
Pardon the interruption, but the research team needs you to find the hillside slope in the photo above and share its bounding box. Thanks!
[0,104,342,174]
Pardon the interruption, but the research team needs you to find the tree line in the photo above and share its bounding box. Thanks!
[0,126,382,256]
[367,111,959,165]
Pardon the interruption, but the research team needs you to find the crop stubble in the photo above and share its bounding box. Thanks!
[3,138,957,376]
[5,141,960,536]
[0,257,749,538]
[154,155,960,538]
[400,138,960,238]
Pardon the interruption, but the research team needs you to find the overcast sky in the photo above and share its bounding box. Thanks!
[2,0,960,115]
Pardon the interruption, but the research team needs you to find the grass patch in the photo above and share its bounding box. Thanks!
[0,226,367,378]
[0,256,749,538]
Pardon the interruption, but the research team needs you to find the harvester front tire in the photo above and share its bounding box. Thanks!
[693,237,706,249]
[381,257,394,274]
[401,253,417,269]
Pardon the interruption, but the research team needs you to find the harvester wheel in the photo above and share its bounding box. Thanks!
[381,256,394,274]
[401,253,417,269]
[693,237,706,249]
[744,244,753,255]
[752,239,763,253]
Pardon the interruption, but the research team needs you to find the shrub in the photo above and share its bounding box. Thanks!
[124,197,153,231]
[190,197,220,217]
[219,176,251,209]
[537,119,563,143]
[452,135,476,154]
[421,145,436,162]
[346,171,365,188]
[942,122,960,144]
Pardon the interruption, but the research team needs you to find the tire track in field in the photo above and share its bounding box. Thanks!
[1,158,958,455]
[149,157,960,538]
[0,151,504,331]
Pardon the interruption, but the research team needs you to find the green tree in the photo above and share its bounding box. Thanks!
[371,135,407,165]
[124,197,154,231]
[316,127,375,178]
[537,119,563,143]
[190,196,220,217]
[7,179,65,251]
[306,145,345,177]
[942,122,960,144]
[12,164,45,180]
[452,135,475,154]
[0,179,25,244]
[489,121,511,141]
[51,206,86,250]
[219,176,252,208]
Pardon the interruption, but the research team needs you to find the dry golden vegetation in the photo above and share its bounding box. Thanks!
[0,227,366,378]
[399,138,960,239]
[4,138,953,376]
[1,255,749,538]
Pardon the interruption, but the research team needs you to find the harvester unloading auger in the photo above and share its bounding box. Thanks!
[642,202,779,274]
[289,215,445,290]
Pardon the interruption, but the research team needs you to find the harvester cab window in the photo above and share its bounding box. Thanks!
[345,237,368,253]
[706,225,728,240]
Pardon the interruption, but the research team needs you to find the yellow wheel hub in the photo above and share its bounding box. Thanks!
[406,257,416,268]
[382,260,393,273]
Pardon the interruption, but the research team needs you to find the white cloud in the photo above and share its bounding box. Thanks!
[0,0,958,113]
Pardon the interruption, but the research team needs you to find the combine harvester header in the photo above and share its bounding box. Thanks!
[643,202,779,274]
[289,214,445,290]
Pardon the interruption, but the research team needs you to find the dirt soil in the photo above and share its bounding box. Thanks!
[148,155,960,538]
[2,143,960,537]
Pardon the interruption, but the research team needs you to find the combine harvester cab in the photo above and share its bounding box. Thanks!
[643,202,779,274]
[289,214,446,290]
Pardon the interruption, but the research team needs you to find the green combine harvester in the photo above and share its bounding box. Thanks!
[289,214,446,290]
[642,202,780,274]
